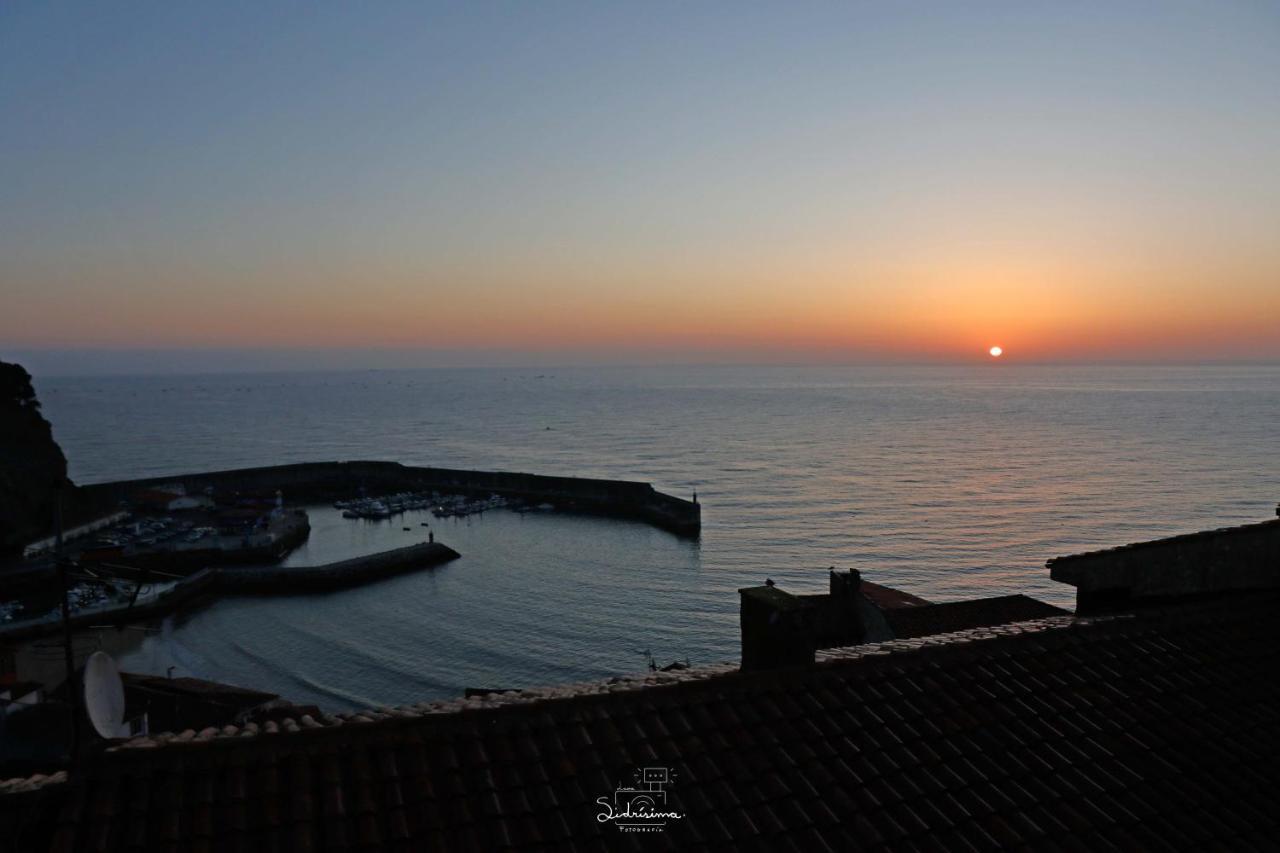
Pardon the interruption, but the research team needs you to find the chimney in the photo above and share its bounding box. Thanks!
[827,568,866,643]
[829,567,862,600]
[739,585,816,671]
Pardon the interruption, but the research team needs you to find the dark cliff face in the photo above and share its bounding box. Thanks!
[0,361,71,558]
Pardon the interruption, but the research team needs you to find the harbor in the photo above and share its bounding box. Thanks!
[0,500,706,714]
[0,447,703,709]
[2,460,698,634]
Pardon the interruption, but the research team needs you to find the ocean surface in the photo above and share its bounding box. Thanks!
[32,364,1280,711]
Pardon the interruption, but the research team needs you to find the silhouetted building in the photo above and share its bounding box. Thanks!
[741,567,1065,669]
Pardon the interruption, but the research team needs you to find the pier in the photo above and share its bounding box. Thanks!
[216,541,460,593]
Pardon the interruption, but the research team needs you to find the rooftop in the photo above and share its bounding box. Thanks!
[858,579,931,610]
[1048,515,1280,611]
[1048,513,1280,566]
[2,592,1277,850]
[882,594,1067,639]
[120,674,278,706]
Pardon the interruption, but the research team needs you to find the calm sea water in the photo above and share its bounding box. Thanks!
[32,365,1280,710]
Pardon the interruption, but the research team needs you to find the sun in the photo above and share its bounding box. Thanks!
[989,346,1003,358]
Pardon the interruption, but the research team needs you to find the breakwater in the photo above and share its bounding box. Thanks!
[68,461,701,536]
[218,541,459,592]
[0,541,459,642]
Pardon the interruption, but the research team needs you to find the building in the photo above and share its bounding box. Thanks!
[118,673,290,735]
[1,513,1278,849]
[739,567,1067,670]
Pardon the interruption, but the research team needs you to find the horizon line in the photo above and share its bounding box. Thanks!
[6,349,1280,379]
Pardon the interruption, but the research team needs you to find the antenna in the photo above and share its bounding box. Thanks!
[82,651,126,739]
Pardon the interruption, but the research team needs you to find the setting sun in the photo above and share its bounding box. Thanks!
[989,346,1004,358]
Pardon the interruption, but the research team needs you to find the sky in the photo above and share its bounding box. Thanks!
[2,1,1279,373]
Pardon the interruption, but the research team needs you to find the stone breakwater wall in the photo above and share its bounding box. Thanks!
[216,541,459,593]
[0,541,459,642]
[71,461,701,536]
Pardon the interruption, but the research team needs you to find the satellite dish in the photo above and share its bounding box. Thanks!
[83,651,126,739]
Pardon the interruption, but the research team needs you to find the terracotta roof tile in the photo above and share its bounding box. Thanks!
[885,594,1068,639]
[4,597,1279,849]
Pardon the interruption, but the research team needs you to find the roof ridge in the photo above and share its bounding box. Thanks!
[113,613,1091,750]
[0,771,67,796]
[0,611,1104,797]
[0,614,1087,793]
[1047,516,1280,565]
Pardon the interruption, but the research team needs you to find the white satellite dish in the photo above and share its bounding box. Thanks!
[83,651,126,739]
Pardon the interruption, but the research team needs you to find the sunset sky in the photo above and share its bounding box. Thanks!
[3,2,1279,371]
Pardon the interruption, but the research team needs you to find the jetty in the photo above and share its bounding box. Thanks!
[216,541,459,594]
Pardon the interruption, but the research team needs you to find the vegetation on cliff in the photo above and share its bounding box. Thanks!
[0,361,71,558]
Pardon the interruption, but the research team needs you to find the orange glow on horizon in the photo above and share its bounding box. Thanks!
[4,243,1279,361]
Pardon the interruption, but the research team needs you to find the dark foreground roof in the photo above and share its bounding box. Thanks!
[1047,517,1280,605]
[1048,516,1280,566]
[884,594,1068,639]
[121,674,278,706]
[858,580,931,610]
[2,595,1278,852]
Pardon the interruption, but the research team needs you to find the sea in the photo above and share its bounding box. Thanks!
[31,364,1280,711]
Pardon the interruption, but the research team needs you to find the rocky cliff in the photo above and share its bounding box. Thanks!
[0,361,71,558]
